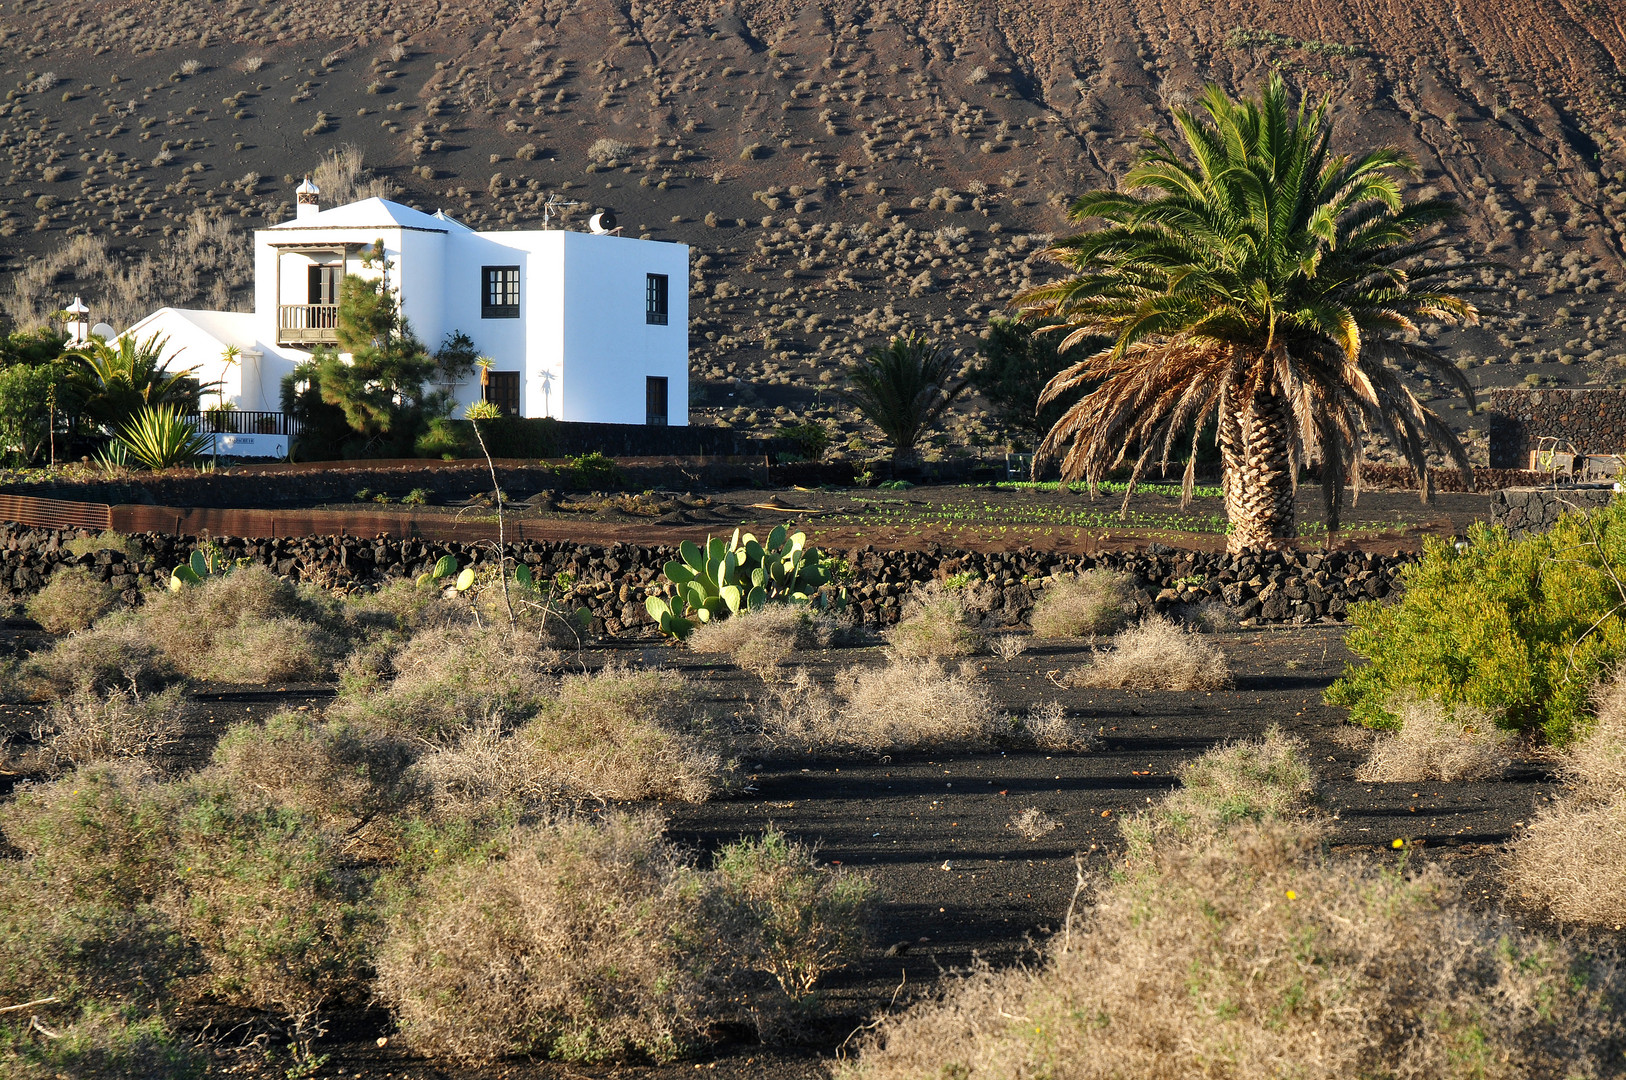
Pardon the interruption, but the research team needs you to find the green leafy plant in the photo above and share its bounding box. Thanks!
[113,405,210,470]
[558,451,621,489]
[416,554,476,593]
[779,418,832,461]
[168,541,246,592]
[645,526,844,640]
[844,332,967,466]
[402,488,430,506]
[1328,498,1626,744]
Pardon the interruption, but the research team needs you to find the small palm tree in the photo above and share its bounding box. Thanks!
[845,333,968,467]
[64,332,210,431]
[1018,74,1479,551]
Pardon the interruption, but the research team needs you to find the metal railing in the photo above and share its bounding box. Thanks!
[191,410,302,436]
[277,304,339,345]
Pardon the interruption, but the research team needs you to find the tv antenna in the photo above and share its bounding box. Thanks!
[542,194,581,228]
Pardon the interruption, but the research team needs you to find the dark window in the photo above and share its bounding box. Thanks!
[646,376,668,426]
[486,371,521,417]
[307,264,341,305]
[645,273,669,325]
[482,266,521,318]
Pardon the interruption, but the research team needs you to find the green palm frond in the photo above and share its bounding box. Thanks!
[1017,72,1480,545]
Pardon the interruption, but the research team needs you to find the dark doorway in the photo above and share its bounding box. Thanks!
[486,371,521,417]
[307,264,341,305]
[646,376,669,426]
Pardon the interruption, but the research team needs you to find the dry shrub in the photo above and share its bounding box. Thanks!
[1029,570,1132,638]
[1009,807,1060,840]
[1508,794,1626,928]
[344,578,469,636]
[329,622,559,740]
[310,143,395,205]
[38,685,186,769]
[26,566,119,635]
[1569,669,1626,792]
[990,634,1028,660]
[841,658,1002,751]
[0,764,189,1006]
[208,712,421,838]
[688,604,849,677]
[844,736,1626,1080]
[1018,700,1099,753]
[23,621,179,697]
[1357,699,1510,782]
[1506,672,1626,927]
[1069,615,1231,691]
[160,784,373,1043]
[131,566,350,683]
[2,211,249,330]
[419,664,725,808]
[375,811,714,1063]
[887,583,986,658]
[62,532,142,560]
[704,828,874,1019]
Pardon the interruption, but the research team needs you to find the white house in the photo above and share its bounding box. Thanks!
[123,180,690,455]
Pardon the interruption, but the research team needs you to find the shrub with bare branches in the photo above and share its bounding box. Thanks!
[887,582,987,658]
[1357,699,1510,782]
[1506,671,1626,927]
[26,567,119,636]
[36,685,186,770]
[1069,615,1231,691]
[1029,570,1133,638]
[842,734,1626,1080]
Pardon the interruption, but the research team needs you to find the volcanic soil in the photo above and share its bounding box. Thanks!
[0,619,1560,1079]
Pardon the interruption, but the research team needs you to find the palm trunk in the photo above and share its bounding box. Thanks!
[1221,380,1296,553]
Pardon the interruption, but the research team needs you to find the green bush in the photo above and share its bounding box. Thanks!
[707,829,874,1003]
[1328,499,1626,743]
[0,1005,204,1080]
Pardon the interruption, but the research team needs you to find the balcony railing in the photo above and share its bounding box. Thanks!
[190,410,303,436]
[277,303,339,346]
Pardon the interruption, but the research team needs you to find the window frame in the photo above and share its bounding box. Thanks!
[645,272,669,326]
[481,265,522,319]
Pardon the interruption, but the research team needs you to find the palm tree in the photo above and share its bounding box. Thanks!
[1017,74,1479,552]
[63,332,210,432]
[845,333,968,467]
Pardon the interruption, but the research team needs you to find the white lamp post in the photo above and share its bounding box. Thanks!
[64,296,90,346]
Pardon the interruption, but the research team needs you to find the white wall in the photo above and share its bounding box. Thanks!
[246,210,689,426]
[558,232,689,425]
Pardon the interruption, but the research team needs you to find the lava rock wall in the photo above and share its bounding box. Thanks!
[0,524,1412,636]
[1487,486,1616,537]
[1487,388,1626,468]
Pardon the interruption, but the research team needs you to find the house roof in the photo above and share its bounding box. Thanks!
[123,308,259,350]
[264,197,455,233]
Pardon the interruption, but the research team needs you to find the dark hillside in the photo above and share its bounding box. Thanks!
[3,0,1624,457]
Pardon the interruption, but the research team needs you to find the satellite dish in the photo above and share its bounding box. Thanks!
[589,210,618,234]
[90,322,116,341]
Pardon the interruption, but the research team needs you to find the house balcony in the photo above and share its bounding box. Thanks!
[277,304,339,346]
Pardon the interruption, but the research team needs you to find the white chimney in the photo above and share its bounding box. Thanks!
[296,176,320,221]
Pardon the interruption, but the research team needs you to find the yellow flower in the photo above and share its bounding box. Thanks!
[1285,890,1297,900]
[1392,838,1405,849]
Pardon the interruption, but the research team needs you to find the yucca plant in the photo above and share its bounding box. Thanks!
[1018,74,1480,551]
[114,404,210,470]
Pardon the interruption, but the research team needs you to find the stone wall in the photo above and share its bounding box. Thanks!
[1487,486,1616,537]
[0,524,1413,635]
[1487,388,1626,468]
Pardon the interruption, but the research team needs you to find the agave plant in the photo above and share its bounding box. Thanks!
[114,404,210,470]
